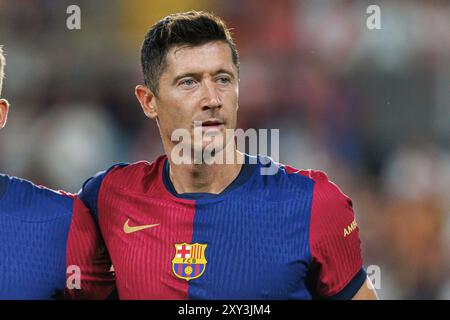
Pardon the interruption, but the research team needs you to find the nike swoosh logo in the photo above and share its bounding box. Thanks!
[123,219,160,234]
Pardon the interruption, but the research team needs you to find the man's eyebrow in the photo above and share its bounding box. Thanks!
[212,68,235,77]
[172,68,236,85]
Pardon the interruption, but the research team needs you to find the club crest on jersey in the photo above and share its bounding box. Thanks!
[172,243,207,281]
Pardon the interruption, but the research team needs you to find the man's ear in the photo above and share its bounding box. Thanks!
[135,85,158,119]
[0,99,9,129]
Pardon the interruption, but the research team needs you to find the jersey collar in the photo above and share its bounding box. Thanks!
[162,154,256,200]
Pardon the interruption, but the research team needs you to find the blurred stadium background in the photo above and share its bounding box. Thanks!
[0,0,449,299]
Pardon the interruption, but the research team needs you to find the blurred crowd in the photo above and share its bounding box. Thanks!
[0,0,449,299]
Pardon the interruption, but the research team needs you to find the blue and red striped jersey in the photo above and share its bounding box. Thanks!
[0,173,113,299]
[78,154,367,299]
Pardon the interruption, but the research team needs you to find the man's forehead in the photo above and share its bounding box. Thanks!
[164,42,236,76]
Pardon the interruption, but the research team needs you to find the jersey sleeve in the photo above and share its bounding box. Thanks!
[65,163,128,299]
[64,196,115,299]
[306,170,366,300]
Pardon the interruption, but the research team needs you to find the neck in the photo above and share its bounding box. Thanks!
[166,142,244,194]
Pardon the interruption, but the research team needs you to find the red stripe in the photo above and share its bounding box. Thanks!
[97,155,196,299]
[65,198,115,299]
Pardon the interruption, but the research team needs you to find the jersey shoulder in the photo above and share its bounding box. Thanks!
[78,155,166,222]
[277,162,330,183]
[276,162,351,204]
[105,156,164,191]
[0,173,74,221]
[275,163,354,233]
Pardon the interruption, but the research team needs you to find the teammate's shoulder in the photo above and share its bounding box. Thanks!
[0,173,74,220]
[1,173,74,203]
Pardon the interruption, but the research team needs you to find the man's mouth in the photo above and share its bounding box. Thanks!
[201,119,224,127]
[194,119,225,128]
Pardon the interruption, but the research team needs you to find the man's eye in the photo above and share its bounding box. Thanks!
[180,79,196,87]
[217,77,231,85]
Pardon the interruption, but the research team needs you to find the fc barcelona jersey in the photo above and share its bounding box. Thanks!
[77,154,367,300]
[0,174,113,299]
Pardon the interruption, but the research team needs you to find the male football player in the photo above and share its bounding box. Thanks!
[78,12,378,299]
[0,46,113,299]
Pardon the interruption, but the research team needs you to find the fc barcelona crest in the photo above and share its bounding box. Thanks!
[172,243,207,281]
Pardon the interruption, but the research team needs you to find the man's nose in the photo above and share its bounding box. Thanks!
[201,80,222,111]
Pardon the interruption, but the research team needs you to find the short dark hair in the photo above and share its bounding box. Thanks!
[140,11,239,96]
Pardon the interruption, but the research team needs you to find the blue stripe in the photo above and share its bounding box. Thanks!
[188,157,314,299]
